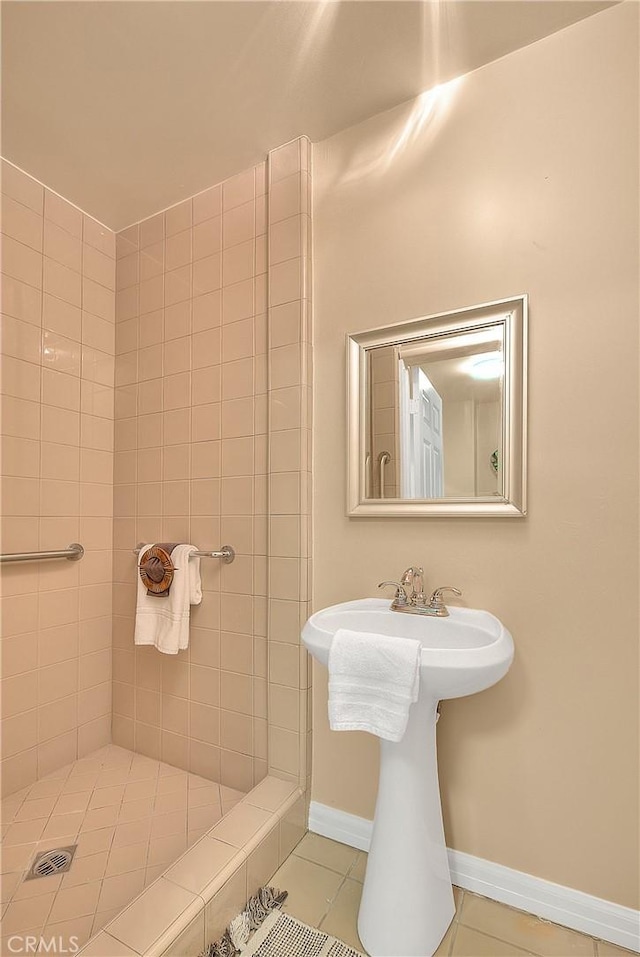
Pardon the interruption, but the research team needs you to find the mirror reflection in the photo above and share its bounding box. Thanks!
[365,325,504,500]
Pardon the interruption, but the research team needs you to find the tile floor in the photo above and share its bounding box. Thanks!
[0,744,244,953]
[270,834,636,957]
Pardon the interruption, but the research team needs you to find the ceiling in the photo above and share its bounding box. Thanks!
[1,0,615,230]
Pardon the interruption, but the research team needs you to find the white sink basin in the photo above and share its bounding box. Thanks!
[302,598,514,957]
[303,598,513,699]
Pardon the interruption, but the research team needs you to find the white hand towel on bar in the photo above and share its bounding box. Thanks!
[134,544,202,654]
[328,627,422,742]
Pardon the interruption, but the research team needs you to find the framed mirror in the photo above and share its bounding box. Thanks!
[347,295,527,517]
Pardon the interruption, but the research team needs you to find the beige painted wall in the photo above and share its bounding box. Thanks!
[312,4,639,909]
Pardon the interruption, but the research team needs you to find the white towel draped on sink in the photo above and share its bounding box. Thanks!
[327,627,422,742]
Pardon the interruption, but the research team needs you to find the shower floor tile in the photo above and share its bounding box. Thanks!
[0,744,245,953]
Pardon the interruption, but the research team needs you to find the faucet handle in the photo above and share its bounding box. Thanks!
[378,581,409,606]
[428,586,462,615]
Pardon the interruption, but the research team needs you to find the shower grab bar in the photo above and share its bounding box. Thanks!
[0,543,84,564]
[133,543,235,564]
[378,451,391,499]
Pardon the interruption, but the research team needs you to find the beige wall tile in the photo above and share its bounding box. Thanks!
[193,216,222,262]
[189,739,221,782]
[41,370,79,415]
[219,672,252,714]
[0,354,40,402]
[221,357,253,401]
[3,194,44,251]
[2,160,44,212]
[222,279,253,325]
[268,726,299,777]
[192,290,221,335]
[83,312,114,354]
[44,219,81,271]
[164,337,190,378]
[220,710,252,755]
[44,191,82,238]
[223,201,255,249]
[188,700,219,745]
[193,185,222,225]
[246,822,280,897]
[166,229,192,271]
[223,169,255,212]
[38,696,78,743]
[105,873,199,953]
[270,216,302,266]
[3,235,42,288]
[223,240,254,286]
[191,366,221,408]
[221,397,253,439]
[269,173,303,224]
[221,436,253,477]
[191,403,219,443]
[166,200,192,238]
[84,216,115,258]
[164,372,191,411]
[44,257,82,305]
[270,140,302,184]
[191,327,221,369]
[270,387,301,432]
[2,314,41,365]
[166,265,192,305]
[204,862,247,943]
[140,213,164,249]
[38,730,77,777]
[85,245,116,291]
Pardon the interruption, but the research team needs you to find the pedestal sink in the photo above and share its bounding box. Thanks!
[302,598,514,957]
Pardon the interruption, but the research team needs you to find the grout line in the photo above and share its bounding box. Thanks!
[317,869,349,931]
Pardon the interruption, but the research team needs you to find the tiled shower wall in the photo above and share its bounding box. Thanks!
[0,136,313,800]
[266,138,313,790]
[111,161,271,792]
[111,137,313,792]
[368,346,400,498]
[1,160,115,796]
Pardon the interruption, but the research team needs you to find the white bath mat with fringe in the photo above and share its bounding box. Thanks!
[239,910,366,957]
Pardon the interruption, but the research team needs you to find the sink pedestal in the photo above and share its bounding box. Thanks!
[302,599,514,956]
[357,691,455,957]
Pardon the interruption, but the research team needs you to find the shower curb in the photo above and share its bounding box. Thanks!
[79,777,306,957]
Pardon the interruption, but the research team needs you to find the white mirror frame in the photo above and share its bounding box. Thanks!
[347,295,528,517]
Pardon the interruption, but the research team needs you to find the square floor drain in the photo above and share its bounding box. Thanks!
[25,845,77,880]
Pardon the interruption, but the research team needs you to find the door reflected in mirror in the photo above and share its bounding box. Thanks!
[349,296,526,517]
[367,326,504,500]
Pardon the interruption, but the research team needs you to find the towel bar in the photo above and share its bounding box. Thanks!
[133,543,235,564]
[0,544,84,564]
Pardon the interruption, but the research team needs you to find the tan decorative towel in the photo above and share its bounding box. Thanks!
[139,543,179,597]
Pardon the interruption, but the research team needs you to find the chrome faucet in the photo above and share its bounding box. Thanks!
[400,566,426,606]
[378,569,462,617]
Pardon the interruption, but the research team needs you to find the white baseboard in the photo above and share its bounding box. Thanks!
[308,801,640,953]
